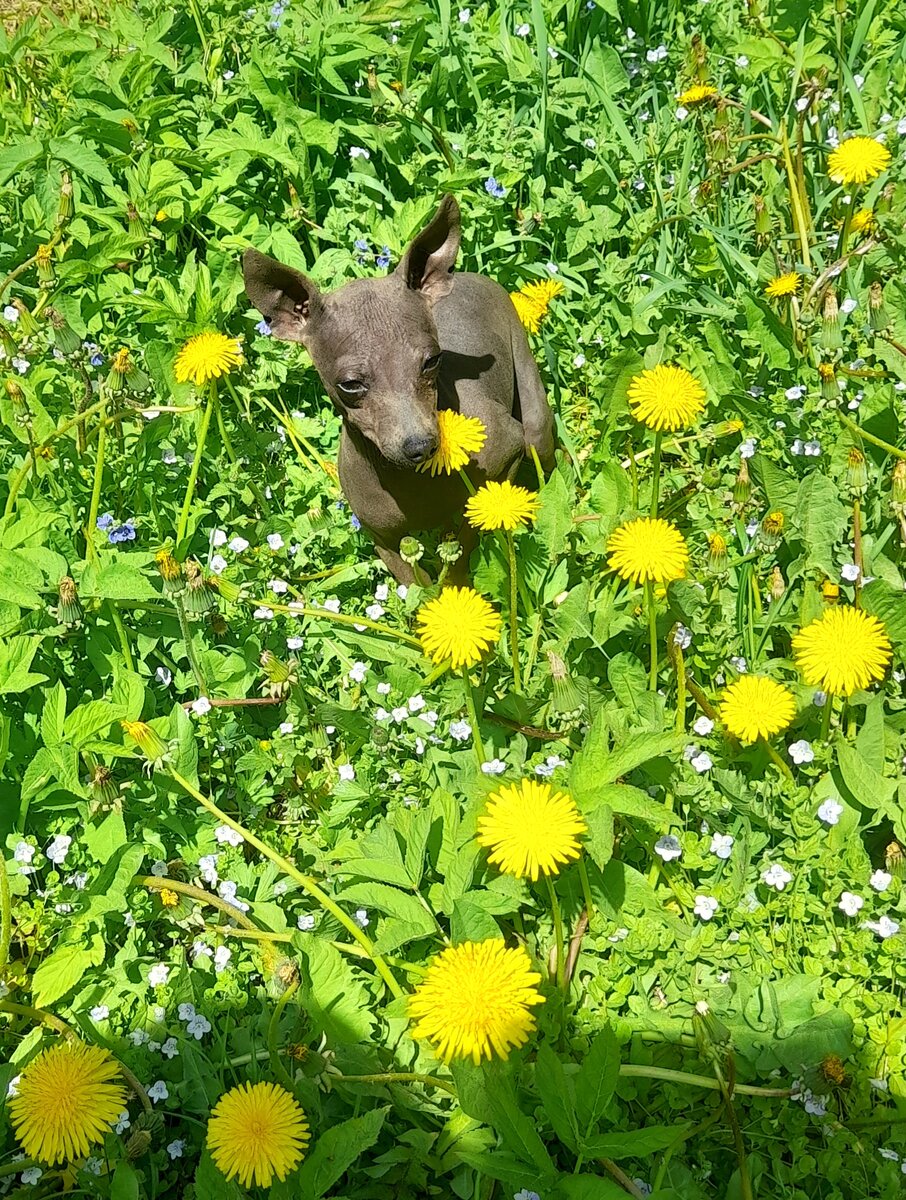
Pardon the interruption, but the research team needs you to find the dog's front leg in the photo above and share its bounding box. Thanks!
[374,541,416,585]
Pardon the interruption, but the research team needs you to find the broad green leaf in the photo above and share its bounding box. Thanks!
[575,1025,620,1132]
[583,804,615,870]
[32,932,105,1007]
[48,136,115,188]
[0,136,43,187]
[793,472,848,575]
[535,468,573,563]
[555,1176,629,1200]
[571,715,681,798]
[451,897,501,943]
[580,1124,686,1159]
[193,1151,243,1200]
[534,1042,580,1151]
[295,1108,386,1199]
[110,1161,140,1200]
[41,681,67,747]
[862,580,906,655]
[0,635,47,695]
[834,742,896,815]
[62,700,122,748]
[300,938,375,1044]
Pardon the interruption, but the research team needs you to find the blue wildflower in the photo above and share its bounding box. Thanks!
[108,522,136,544]
[354,238,369,251]
[96,512,114,530]
[484,177,507,199]
[376,246,391,269]
[90,352,104,367]
[255,319,272,336]
[350,514,362,531]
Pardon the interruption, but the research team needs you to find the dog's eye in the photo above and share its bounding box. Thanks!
[337,380,367,403]
[422,353,442,373]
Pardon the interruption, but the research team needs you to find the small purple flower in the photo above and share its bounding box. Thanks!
[96,512,114,531]
[90,353,104,367]
[350,514,362,531]
[484,177,507,199]
[255,318,272,336]
[376,245,391,269]
[354,238,369,252]
[108,522,136,544]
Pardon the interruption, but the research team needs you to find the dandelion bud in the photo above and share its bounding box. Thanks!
[155,548,184,594]
[183,559,216,615]
[210,574,242,603]
[11,298,37,337]
[126,201,146,236]
[5,377,24,404]
[56,574,82,625]
[760,509,785,548]
[701,465,721,488]
[818,361,839,401]
[121,720,169,769]
[846,446,867,494]
[107,346,150,393]
[891,459,906,508]
[45,305,80,356]
[868,281,888,331]
[708,126,731,163]
[770,565,785,600]
[260,649,295,699]
[89,764,118,808]
[57,173,73,223]
[399,536,424,564]
[819,288,842,352]
[707,532,728,573]
[821,579,840,603]
[125,1129,153,1160]
[732,459,751,505]
[438,536,462,564]
[547,650,583,715]
[35,243,55,287]
[885,841,905,879]
[754,195,771,243]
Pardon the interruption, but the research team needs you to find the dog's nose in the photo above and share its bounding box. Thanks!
[402,434,438,463]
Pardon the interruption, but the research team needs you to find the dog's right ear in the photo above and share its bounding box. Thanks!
[242,249,322,343]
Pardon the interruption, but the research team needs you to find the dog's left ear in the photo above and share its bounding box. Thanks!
[395,194,461,304]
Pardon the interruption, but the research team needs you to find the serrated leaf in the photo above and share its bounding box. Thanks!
[0,136,44,187]
[575,1025,620,1132]
[301,938,375,1044]
[41,681,67,747]
[535,468,573,563]
[534,1043,580,1151]
[580,1124,689,1159]
[32,932,105,1007]
[295,1108,386,1199]
[834,742,896,814]
[451,897,501,943]
[48,136,115,188]
[62,700,122,748]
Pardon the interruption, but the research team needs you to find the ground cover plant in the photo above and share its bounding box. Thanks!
[2,0,906,1196]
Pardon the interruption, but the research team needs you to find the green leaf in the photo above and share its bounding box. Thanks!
[110,1161,140,1200]
[295,1108,387,1199]
[535,468,573,563]
[571,715,681,798]
[575,1026,620,1132]
[793,472,849,575]
[84,811,128,864]
[588,783,680,828]
[534,1042,580,1151]
[451,898,501,943]
[193,1151,243,1200]
[580,1124,685,1159]
[32,932,105,1007]
[457,1151,542,1191]
[862,580,906,655]
[62,699,122,748]
[41,681,67,747]
[583,804,615,870]
[300,938,375,1044]
[0,136,44,187]
[48,136,115,188]
[0,635,48,695]
[555,1176,629,1200]
[339,881,436,933]
[834,742,896,815]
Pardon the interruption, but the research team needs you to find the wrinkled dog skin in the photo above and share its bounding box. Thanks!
[242,194,555,582]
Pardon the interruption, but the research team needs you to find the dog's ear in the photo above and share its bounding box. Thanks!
[395,194,461,304]
[242,249,322,343]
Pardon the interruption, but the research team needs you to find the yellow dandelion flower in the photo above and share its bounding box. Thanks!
[207,1081,309,1189]
[764,272,801,300]
[409,940,544,1063]
[719,675,796,744]
[160,888,179,907]
[627,364,706,432]
[510,292,543,334]
[417,409,487,476]
[9,1042,126,1165]
[607,517,689,586]
[827,136,891,185]
[477,779,586,880]
[174,332,243,387]
[850,207,874,234]
[417,586,501,668]
[793,606,891,697]
[520,279,564,309]
[121,719,169,766]
[465,480,539,531]
[677,83,718,105]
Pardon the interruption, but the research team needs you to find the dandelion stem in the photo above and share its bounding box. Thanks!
[529,445,546,490]
[267,979,299,1093]
[505,531,522,693]
[545,874,566,992]
[780,127,812,269]
[239,597,423,648]
[820,696,833,743]
[0,853,11,980]
[835,190,860,261]
[456,467,476,496]
[86,395,107,548]
[460,666,485,771]
[837,412,906,460]
[577,857,596,929]
[334,1071,458,1096]
[138,875,262,932]
[649,430,663,517]
[107,601,135,673]
[167,770,405,999]
[174,594,209,695]
[646,581,659,691]
[176,382,216,545]
[763,739,793,779]
[852,497,863,608]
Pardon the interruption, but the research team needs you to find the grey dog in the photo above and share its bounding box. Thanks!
[242,194,555,582]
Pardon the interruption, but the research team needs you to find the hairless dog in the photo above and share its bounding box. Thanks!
[242,194,555,582]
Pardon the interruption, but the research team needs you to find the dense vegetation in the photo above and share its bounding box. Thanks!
[2,0,906,1196]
